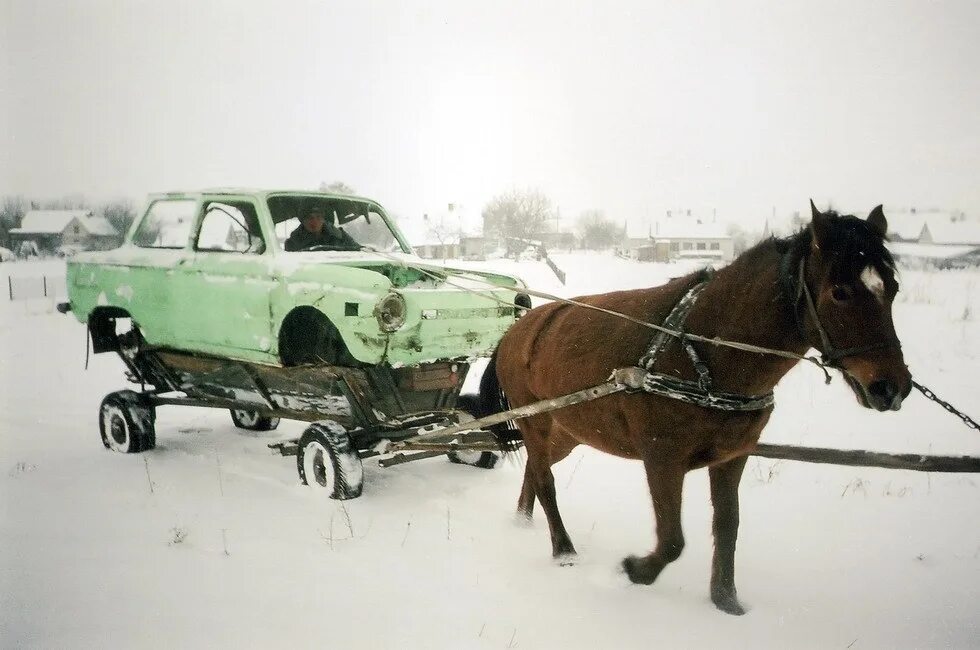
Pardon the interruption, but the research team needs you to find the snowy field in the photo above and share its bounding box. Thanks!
[1,253,978,649]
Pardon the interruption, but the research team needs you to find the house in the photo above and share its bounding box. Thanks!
[616,235,653,260]
[647,220,734,264]
[9,210,119,253]
[883,208,980,268]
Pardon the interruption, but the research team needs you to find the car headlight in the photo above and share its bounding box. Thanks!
[374,292,407,332]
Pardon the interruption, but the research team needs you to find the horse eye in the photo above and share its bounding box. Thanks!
[831,285,853,302]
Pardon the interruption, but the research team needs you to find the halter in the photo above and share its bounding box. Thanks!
[794,258,898,367]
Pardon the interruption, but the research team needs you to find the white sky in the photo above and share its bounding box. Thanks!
[2,0,979,233]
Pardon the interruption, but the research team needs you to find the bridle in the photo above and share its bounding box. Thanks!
[794,257,900,368]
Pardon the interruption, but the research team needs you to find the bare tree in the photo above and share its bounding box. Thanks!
[576,209,623,250]
[38,194,89,210]
[482,188,552,257]
[0,196,27,248]
[319,181,357,195]
[100,198,138,243]
[423,214,461,262]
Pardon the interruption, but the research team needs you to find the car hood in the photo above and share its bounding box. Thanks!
[279,251,524,290]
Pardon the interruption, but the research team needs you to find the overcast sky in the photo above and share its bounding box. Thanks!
[2,0,978,233]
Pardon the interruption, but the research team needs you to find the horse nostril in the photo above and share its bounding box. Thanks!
[868,380,897,402]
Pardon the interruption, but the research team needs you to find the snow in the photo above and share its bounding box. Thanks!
[1,254,978,649]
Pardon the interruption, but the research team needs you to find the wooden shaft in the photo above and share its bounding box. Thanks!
[751,443,980,473]
[391,377,633,448]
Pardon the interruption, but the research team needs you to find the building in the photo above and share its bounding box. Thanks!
[647,220,734,264]
[884,208,980,268]
[10,210,119,253]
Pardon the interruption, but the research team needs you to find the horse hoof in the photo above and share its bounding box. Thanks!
[553,553,577,567]
[622,555,657,585]
[514,512,534,528]
[712,594,746,616]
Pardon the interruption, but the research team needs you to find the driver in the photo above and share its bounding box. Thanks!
[284,205,359,251]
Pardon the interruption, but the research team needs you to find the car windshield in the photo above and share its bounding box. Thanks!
[268,195,410,254]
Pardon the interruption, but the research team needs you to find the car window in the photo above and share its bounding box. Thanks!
[344,208,400,252]
[196,202,264,253]
[132,200,198,249]
[274,208,401,252]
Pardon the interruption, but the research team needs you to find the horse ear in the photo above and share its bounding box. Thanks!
[867,204,887,238]
[809,200,829,250]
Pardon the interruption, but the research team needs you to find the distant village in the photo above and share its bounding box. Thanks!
[1,198,978,270]
[406,205,980,269]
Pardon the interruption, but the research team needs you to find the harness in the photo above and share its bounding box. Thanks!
[638,249,907,412]
[636,272,775,412]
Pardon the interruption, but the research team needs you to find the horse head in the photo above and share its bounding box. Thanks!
[799,201,912,411]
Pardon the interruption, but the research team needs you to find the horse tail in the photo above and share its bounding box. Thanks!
[465,347,524,452]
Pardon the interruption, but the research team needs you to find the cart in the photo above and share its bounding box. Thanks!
[96,327,504,500]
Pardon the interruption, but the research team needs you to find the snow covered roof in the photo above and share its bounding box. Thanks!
[887,242,979,259]
[920,221,980,246]
[12,210,118,237]
[651,220,729,240]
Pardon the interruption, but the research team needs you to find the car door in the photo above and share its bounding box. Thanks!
[172,198,277,361]
[123,197,200,348]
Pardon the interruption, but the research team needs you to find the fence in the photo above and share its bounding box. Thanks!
[544,256,566,285]
[7,275,67,301]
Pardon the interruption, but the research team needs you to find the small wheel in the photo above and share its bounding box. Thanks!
[296,421,363,500]
[99,390,156,453]
[445,405,501,469]
[230,409,280,431]
[447,449,501,469]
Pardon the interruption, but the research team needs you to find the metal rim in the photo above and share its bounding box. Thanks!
[303,440,335,490]
[233,409,260,427]
[453,450,485,465]
[102,405,130,452]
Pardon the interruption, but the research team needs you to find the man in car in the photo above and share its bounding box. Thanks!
[284,205,359,251]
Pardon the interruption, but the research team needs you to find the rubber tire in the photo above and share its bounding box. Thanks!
[296,421,363,500]
[447,450,501,469]
[229,409,280,431]
[444,401,501,469]
[99,390,156,453]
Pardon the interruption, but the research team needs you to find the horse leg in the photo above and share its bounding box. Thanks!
[623,460,686,585]
[522,429,577,561]
[709,456,749,615]
[516,467,536,522]
[516,429,577,524]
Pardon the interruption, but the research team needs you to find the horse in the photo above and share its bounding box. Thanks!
[477,201,911,615]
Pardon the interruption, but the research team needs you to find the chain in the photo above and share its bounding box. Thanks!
[912,380,980,431]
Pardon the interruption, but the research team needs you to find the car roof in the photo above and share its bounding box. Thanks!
[147,189,381,205]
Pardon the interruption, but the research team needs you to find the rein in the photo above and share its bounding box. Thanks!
[397,257,837,380]
[363,249,979,432]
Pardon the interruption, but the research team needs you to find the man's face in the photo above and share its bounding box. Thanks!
[302,210,325,233]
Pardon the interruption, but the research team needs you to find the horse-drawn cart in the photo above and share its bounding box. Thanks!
[95,335,505,499]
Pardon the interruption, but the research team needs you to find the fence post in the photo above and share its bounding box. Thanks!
[43,276,48,297]
[7,276,11,301]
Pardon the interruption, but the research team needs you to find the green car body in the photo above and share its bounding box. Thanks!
[66,189,526,368]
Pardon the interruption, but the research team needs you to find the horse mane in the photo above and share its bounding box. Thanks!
[767,210,896,300]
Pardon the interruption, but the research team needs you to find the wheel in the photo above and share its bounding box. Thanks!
[229,409,280,431]
[447,449,501,469]
[296,421,363,500]
[445,404,501,469]
[99,390,156,453]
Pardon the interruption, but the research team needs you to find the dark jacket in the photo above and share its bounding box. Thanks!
[284,224,359,252]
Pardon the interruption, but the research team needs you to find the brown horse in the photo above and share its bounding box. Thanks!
[478,202,911,615]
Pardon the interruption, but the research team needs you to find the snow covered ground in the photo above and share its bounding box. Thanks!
[1,252,978,649]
